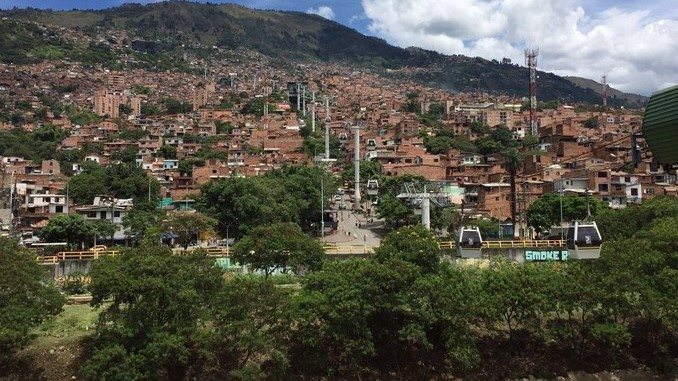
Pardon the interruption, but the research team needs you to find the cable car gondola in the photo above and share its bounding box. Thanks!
[366,179,379,196]
[458,226,483,259]
[566,221,602,259]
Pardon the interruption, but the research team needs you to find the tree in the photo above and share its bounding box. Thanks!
[197,277,292,379]
[90,220,117,245]
[231,222,325,277]
[374,224,441,273]
[583,117,599,129]
[241,98,274,117]
[0,238,64,365]
[156,144,177,159]
[490,126,515,147]
[375,193,417,228]
[199,166,333,238]
[81,245,223,380]
[475,137,504,155]
[38,214,94,248]
[161,211,216,250]
[424,135,456,154]
[118,103,133,115]
[163,97,192,114]
[215,121,233,135]
[123,203,164,242]
[466,218,501,239]
[480,260,551,353]
[110,146,138,163]
[68,162,160,205]
[502,149,523,233]
[291,258,421,377]
[527,192,607,234]
[469,121,490,135]
[341,160,381,185]
[66,161,107,204]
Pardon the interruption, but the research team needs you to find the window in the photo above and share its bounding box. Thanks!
[55,205,63,213]
[405,159,412,164]
[87,211,97,218]
[625,176,631,183]
[114,211,121,218]
[598,171,607,178]
[630,188,638,196]
[100,211,107,219]
[598,184,608,192]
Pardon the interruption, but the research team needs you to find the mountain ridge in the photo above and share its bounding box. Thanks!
[0,2,644,107]
[564,76,647,108]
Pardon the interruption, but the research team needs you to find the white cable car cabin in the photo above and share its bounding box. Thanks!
[566,221,603,259]
[458,226,483,259]
[366,179,379,196]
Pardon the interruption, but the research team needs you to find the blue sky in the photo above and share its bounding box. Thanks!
[1,0,676,95]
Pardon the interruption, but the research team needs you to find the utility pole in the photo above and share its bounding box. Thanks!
[311,91,316,133]
[296,83,301,111]
[321,172,325,237]
[324,96,331,160]
[421,186,431,229]
[302,86,306,117]
[8,171,14,237]
[352,124,362,208]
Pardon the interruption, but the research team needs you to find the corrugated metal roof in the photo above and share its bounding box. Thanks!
[642,85,678,164]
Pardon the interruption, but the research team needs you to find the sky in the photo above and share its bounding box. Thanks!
[2,0,676,96]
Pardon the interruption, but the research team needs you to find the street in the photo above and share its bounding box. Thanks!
[322,193,384,247]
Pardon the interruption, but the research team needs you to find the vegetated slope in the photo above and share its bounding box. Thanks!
[0,2,643,105]
[566,76,648,107]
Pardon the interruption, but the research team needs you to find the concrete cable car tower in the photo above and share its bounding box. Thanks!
[397,182,449,229]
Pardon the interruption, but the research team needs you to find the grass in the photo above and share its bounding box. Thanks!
[34,304,100,344]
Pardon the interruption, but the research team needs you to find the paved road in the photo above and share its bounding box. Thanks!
[322,194,384,247]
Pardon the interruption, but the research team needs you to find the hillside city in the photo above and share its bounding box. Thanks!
[0,2,676,381]
[1,25,672,241]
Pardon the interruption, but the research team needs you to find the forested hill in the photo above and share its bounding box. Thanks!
[0,2,639,105]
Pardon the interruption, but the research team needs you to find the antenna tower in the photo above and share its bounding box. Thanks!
[601,74,608,107]
[524,48,539,136]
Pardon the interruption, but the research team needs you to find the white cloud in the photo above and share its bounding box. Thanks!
[306,6,335,20]
[361,0,678,95]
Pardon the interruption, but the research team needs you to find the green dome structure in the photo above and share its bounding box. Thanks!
[642,85,678,164]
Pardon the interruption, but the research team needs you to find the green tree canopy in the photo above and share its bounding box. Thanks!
[0,238,64,365]
[81,245,224,380]
[161,211,216,250]
[68,162,160,205]
[341,160,381,185]
[156,144,177,159]
[198,166,333,238]
[374,224,441,273]
[232,222,325,277]
[527,192,608,233]
[37,214,94,247]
